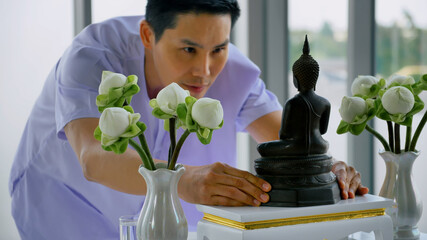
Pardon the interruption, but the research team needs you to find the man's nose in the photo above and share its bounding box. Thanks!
[193,55,210,78]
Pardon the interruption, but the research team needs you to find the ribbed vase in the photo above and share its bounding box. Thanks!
[379,150,423,240]
[136,163,187,240]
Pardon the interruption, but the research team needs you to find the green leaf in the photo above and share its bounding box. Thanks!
[412,74,427,94]
[379,78,386,88]
[185,97,198,132]
[109,87,124,100]
[152,107,173,119]
[365,99,378,121]
[376,103,392,121]
[123,106,134,113]
[101,144,113,152]
[123,84,140,97]
[121,124,142,138]
[216,120,224,129]
[111,97,126,108]
[390,113,406,124]
[336,120,350,134]
[364,79,385,98]
[136,122,147,132]
[101,133,120,146]
[125,96,133,105]
[399,116,412,127]
[176,103,187,123]
[349,122,366,135]
[149,99,159,109]
[197,129,213,145]
[98,106,107,112]
[352,114,367,125]
[96,94,109,108]
[185,96,197,105]
[406,95,424,116]
[198,127,210,139]
[109,138,129,154]
[94,126,102,141]
[126,74,138,84]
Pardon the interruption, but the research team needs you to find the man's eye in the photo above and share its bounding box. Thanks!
[213,47,225,54]
[183,47,195,53]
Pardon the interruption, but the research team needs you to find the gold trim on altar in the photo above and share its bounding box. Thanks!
[202,208,385,230]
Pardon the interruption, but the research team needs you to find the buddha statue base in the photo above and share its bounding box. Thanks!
[255,154,341,207]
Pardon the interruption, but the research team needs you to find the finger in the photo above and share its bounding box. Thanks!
[345,166,356,183]
[216,174,269,203]
[332,162,347,190]
[211,195,246,207]
[216,185,261,206]
[343,166,357,198]
[333,165,348,199]
[348,172,361,198]
[222,164,271,192]
[356,185,369,195]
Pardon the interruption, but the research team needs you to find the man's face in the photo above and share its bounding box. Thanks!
[144,13,231,99]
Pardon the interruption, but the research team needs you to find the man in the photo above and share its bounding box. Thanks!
[9,0,368,239]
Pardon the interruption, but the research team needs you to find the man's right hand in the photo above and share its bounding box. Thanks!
[178,162,271,207]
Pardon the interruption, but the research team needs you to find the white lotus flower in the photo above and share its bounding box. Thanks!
[351,75,379,96]
[98,71,127,95]
[192,98,224,129]
[387,74,415,87]
[382,86,414,115]
[99,107,138,137]
[157,83,190,115]
[339,96,367,123]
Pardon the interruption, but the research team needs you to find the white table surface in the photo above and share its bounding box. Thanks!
[192,195,422,240]
[188,232,427,240]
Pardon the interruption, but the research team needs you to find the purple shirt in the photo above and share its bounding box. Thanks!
[9,16,281,239]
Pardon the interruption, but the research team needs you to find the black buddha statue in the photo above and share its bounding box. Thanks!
[254,36,341,207]
[258,36,330,157]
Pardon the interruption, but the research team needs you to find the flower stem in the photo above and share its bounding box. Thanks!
[129,139,155,170]
[168,130,191,170]
[138,134,156,170]
[394,123,401,154]
[405,126,411,152]
[365,125,391,152]
[168,118,176,169]
[410,110,427,151]
[387,121,394,152]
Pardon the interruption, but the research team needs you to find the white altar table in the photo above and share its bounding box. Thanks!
[196,194,395,240]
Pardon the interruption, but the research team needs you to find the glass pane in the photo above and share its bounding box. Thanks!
[375,0,427,232]
[92,0,147,23]
[289,0,348,161]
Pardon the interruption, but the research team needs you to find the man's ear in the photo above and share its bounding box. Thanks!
[140,20,155,49]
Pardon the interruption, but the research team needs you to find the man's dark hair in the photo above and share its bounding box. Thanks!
[145,0,240,41]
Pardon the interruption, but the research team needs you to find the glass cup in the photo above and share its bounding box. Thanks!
[119,215,138,240]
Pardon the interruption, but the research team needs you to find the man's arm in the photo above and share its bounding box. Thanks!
[65,118,149,195]
[245,110,369,199]
[65,117,272,206]
[245,110,282,142]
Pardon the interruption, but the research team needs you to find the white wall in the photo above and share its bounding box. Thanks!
[0,1,73,238]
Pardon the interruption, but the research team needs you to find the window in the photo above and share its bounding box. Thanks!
[375,0,427,232]
[289,0,348,161]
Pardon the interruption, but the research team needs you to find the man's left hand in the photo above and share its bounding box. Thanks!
[332,161,369,199]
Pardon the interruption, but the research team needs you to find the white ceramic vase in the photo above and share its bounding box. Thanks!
[136,163,188,240]
[379,150,423,240]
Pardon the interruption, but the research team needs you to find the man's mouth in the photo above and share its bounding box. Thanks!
[183,84,207,94]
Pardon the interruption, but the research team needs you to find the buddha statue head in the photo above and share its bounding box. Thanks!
[292,35,319,91]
